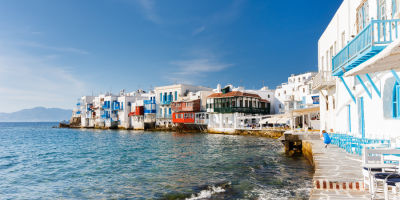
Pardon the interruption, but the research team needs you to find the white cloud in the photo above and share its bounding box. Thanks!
[135,0,160,24]
[0,42,87,112]
[20,41,89,54]
[165,59,233,85]
[193,26,206,35]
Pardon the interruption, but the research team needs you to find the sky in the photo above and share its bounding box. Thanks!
[0,0,343,113]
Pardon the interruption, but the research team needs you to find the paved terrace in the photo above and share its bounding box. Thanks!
[304,140,374,199]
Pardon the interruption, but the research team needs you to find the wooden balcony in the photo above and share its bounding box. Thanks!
[312,71,336,90]
[332,19,400,76]
[214,107,270,114]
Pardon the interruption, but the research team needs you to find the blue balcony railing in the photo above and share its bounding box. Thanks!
[113,102,120,110]
[144,100,155,104]
[77,103,80,106]
[76,111,81,114]
[160,100,171,105]
[332,19,400,76]
[157,114,172,118]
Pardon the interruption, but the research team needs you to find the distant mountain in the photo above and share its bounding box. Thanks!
[0,107,72,122]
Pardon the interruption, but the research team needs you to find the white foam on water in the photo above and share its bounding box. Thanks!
[246,187,312,200]
[185,185,225,200]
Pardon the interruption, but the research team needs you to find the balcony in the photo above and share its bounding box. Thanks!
[332,19,400,76]
[159,100,171,105]
[214,107,270,114]
[113,102,120,110]
[312,71,336,90]
[157,114,172,118]
[76,111,81,115]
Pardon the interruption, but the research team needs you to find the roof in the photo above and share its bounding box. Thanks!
[259,99,270,103]
[206,91,262,99]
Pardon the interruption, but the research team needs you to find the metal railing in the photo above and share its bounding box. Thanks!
[159,100,172,105]
[332,19,400,71]
[214,107,269,114]
[156,114,172,118]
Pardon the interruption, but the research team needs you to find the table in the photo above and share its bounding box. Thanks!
[364,143,387,148]
[361,163,397,197]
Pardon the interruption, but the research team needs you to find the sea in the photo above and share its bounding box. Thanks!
[0,122,314,199]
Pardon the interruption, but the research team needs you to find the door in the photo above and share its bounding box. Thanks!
[358,97,365,138]
[302,97,306,108]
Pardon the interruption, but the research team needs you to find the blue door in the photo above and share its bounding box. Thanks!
[358,97,365,138]
[302,97,306,108]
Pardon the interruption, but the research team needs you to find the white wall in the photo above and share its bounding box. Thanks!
[336,71,400,137]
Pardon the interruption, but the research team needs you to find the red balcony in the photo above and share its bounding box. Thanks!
[172,112,196,123]
[129,106,144,117]
[171,99,201,112]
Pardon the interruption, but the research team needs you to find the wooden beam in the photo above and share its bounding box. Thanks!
[340,76,356,104]
[391,69,400,83]
[365,74,381,98]
[356,75,372,99]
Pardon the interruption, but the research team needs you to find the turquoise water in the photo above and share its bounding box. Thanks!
[0,122,313,199]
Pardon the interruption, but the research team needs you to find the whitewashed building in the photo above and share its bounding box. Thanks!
[274,72,320,128]
[317,0,400,136]
[206,84,271,133]
[154,84,213,128]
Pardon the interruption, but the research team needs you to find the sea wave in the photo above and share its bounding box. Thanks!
[185,182,231,200]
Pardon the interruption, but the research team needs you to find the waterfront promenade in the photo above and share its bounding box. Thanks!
[305,140,375,199]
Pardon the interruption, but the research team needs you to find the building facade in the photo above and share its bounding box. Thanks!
[154,84,213,128]
[206,84,271,132]
[317,0,400,136]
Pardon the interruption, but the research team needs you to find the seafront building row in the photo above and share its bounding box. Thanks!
[71,71,321,132]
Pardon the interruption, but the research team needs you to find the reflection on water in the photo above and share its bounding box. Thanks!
[0,122,313,199]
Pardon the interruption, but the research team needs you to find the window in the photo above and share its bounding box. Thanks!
[341,31,346,48]
[268,95,270,98]
[284,91,286,94]
[393,82,400,118]
[378,0,386,20]
[303,88,305,93]
[394,0,400,17]
[175,91,177,101]
[279,104,282,108]
[278,93,280,97]
[159,108,162,114]
[334,41,337,55]
[326,51,329,72]
[322,56,324,71]
[330,46,333,70]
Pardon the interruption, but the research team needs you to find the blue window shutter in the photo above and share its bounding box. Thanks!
[169,108,171,114]
[397,85,400,117]
[160,93,162,101]
[348,105,351,132]
[175,91,177,100]
[121,102,123,109]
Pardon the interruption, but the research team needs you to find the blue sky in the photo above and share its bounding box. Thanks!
[0,0,342,113]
